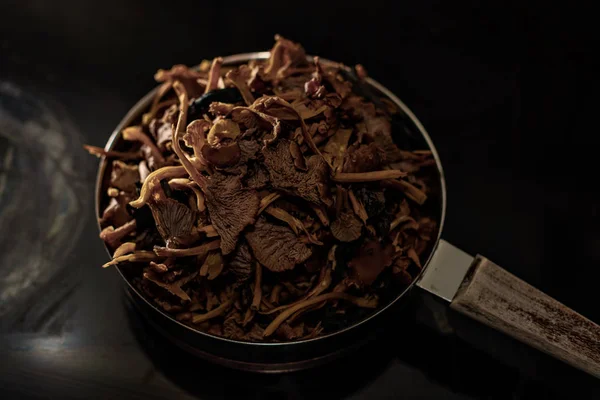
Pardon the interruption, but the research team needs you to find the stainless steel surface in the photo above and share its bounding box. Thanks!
[417,240,475,302]
[95,51,448,359]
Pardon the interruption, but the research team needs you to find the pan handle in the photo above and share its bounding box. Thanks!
[418,241,600,378]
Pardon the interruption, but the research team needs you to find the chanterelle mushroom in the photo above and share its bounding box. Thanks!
[207,119,241,146]
[204,173,259,255]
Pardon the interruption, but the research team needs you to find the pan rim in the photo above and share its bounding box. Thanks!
[95,51,447,347]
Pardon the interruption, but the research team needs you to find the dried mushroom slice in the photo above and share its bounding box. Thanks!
[330,210,362,242]
[148,194,195,245]
[143,269,197,302]
[204,173,259,255]
[245,217,312,272]
[262,139,331,206]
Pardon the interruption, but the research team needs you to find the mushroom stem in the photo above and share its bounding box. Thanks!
[129,166,187,209]
[288,301,327,324]
[176,312,192,322]
[270,284,283,304]
[407,247,422,269]
[113,242,136,258]
[191,296,235,324]
[282,281,305,297]
[167,177,190,186]
[142,80,173,125]
[226,66,255,106]
[200,252,224,280]
[389,215,416,232]
[333,280,349,293]
[251,263,262,310]
[265,206,323,246]
[172,81,207,189]
[99,219,137,248]
[144,270,197,302]
[309,204,330,227]
[263,293,377,337]
[189,185,206,211]
[260,297,275,311]
[204,57,223,94]
[243,308,255,326]
[155,64,207,81]
[272,97,323,157]
[260,266,332,315]
[153,239,220,257]
[102,251,161,268]
[332,170,406,183]
[257,193,281,214]
[265,206,303,235]
[305,266,332,298]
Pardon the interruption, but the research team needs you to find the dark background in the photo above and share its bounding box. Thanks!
[1,1,599,398]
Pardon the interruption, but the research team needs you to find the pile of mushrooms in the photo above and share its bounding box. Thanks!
[86,36,438,341]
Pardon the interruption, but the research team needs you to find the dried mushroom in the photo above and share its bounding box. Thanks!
[245,217,312,272]
[201,142,241,167]
[100,192,133,228]
[349,240,394,285]
[204,173,259,255]
[207,119,241,146]
[331,210,363,242]
[87,36,439,342]
[262,139,331,206]
[148,190,195,246]
[200,252,224,280]
[228,241,254,286]
[342,143,386,173]
[110,160,139,192]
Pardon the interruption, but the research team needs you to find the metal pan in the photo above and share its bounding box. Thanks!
[95,52,600,377]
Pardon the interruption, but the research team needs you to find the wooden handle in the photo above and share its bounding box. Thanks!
[450,256,600,378]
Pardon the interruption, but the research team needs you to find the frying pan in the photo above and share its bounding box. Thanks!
[95,52,600,376]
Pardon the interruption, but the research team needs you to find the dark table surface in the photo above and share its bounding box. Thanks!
[1,1,599,398]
